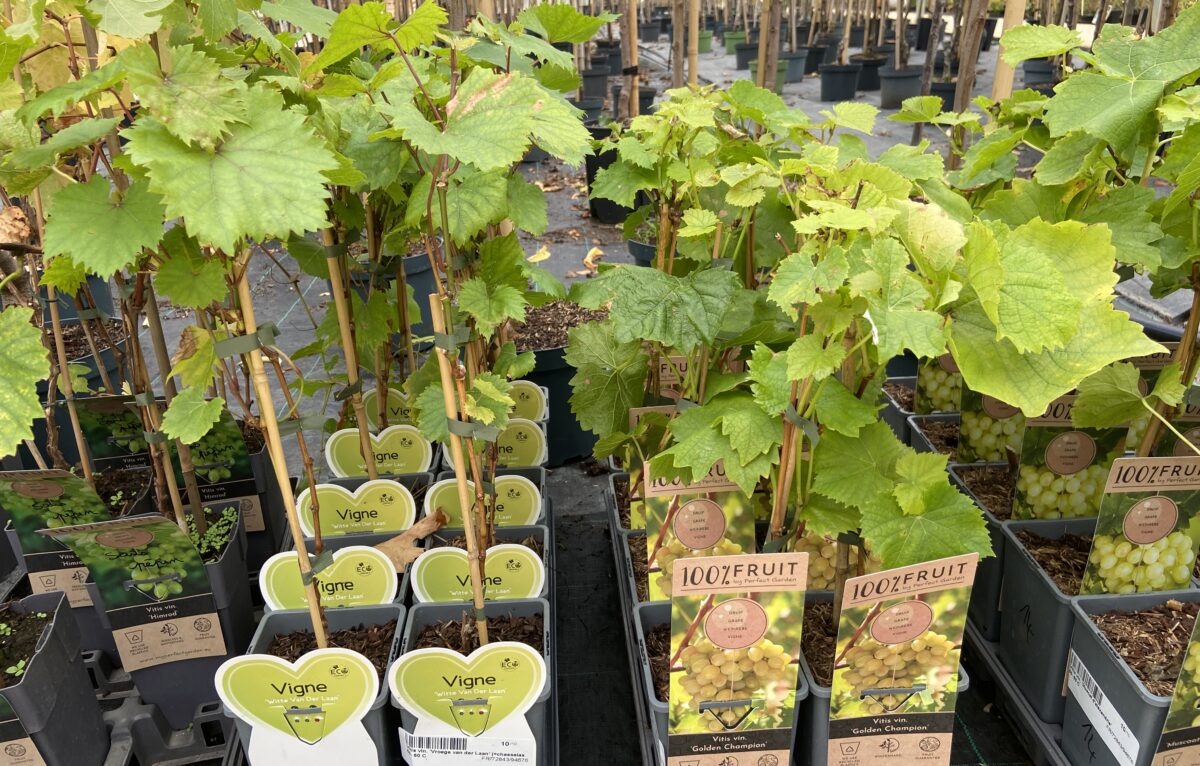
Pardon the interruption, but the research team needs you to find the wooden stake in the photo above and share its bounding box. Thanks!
[321,230,378,480]
[234,252,327,648]
[627,0,641,117]
[429,294,489,644]
[688,0,700,84]
[990,0,1025,100]
[672,0,686,86]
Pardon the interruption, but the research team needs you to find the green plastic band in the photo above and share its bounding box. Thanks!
[142,431,167,445]
[322,242,349,259]
[212,323,279,358]
[1187,385,1200,408]
[433,326,471,352]
[446,418,500,442]
[761,537,787,553]
[449,253,472,270]
[276,414,328,436]
[480,481,495,495]
[132,392,155,406]
[785,405,820,447]
[302,550,335,584]
[117,281,136,299]
[75,307,108,321]
[334,380,363,401]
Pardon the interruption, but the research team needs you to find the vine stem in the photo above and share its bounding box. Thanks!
[833,601,884,667]
[1142,400,1200,456]
[648,494,685,565]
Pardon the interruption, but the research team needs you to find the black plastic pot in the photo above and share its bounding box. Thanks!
[323,253,438,341]
[734,42,757,69]
[916,16,933,49]
[998,517,1097,724]
[1022,58,1056,86]
[820,34,841,64]
[398,599,553,765]
[581,68,608,100]
[34,336,126,402]
[523,347,597,465]
[848,24,865,46]
[626,239,656,267]
[586,124,632,225]
[879,65,922,108]
[88,510,254,730]
[801,44,825,73]
[1061,591,1200,766]
[851,53,886,90]
[980,16,1000,50]
[0,591,108,766]
[723,29,747,53]
[639,23,660,42]
[930,80,958,111]
[231,603,405,765]
[948,464,1011,642]
[818,62,862,101]
[638,86,657,113]
[589,54,610,74]
[781,50,808,81]
[569,97,604,123]
[908,412,960,456]
[880,375,916,445]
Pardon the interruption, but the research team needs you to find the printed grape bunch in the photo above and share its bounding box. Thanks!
[915,364,961,414]
[959,410,1025,462]
[839,631,956,715]
[654,538,745,597]
[677,637,793,733]
[791,532,881,590]
[188,425,245,483]
[1015,462,1111,519]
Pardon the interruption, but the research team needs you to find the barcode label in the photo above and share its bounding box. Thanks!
[1066,649,1140,766]
[398,727,536,765]
[407,736,467,751]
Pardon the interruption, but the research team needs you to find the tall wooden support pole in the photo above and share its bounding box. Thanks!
[990,0,1025,100]
[429,295,490,644]
[235,254,327,648]
[688,0,700,83]
[763,0,782,88]
[626,0,641,116]
[672,0,686,86]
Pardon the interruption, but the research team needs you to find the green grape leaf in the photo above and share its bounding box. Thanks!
[308,1,445,73]
[1071,362,1147,428]
[124,87,336,253]
[464,371,513,427]
[821,101,878,134]
[861,481,992,569]
[1034,131,1104,185]
[1074,185,1163,272]
[767,247,848,316]
[154,229,227,309]
[42,177,163,278]
[605,267,741,352]
[413,382,448,443]
[1152,362,1187,408]
[494,341,537,380]
[517,3,617,43]
[506,175,548,235]
[39,256,86,294]
[122,45,246,150]
[405,170,508,245]
[590,161,656,207]
[892,450,951,516]
[786,335,846,381]
[457,277,526,334]
[260,0,337,36]
[796,494,861,538]
[812,422,904,510]
[565,319,648,437]
[7,116,120,171]
[999,25,1081,65]
[0,307,48,457]
[949,299,1164,415]
[197,0,237,39]
[678,208,719,238]
[528,92,591,167]
[16,61,125,122]
[813,379,878,437]
[875,142,944,181]
[160,388,224,444]
[87,0,171,38]
[169,326,218,389]
[748,343,790,415]
[716,392,782,464]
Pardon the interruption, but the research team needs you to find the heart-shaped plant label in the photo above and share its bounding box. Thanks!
[295,479,416,537]
[361,387,412,429]
[423,475,541,527]
[217,649,378,746]
[410,543,545,602]
[508,381,548,422]
[259,546,398,611]
[444,419,546,473]
[324,425,432,478]
[389,642,546,737]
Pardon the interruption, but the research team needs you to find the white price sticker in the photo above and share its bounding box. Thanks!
[1067,650,1139,766]
[398,729,537,765]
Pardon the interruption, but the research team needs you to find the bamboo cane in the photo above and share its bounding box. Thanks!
[321,229,378,480]
[234,252,327,648]
[430,294,490,644]
[990,0,1025,99]
[688,0,700,84]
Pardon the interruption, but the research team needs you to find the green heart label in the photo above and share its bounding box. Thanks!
[509,381,548,422]
[324,425,432,478]
[217,649,378,745]
[389,642,545,737]
[424,475,541,527]
[259,546,398,611]
[296,479,417,537]
[361,388,413,429]
[445,420,546,473]
[410,544,545,602]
